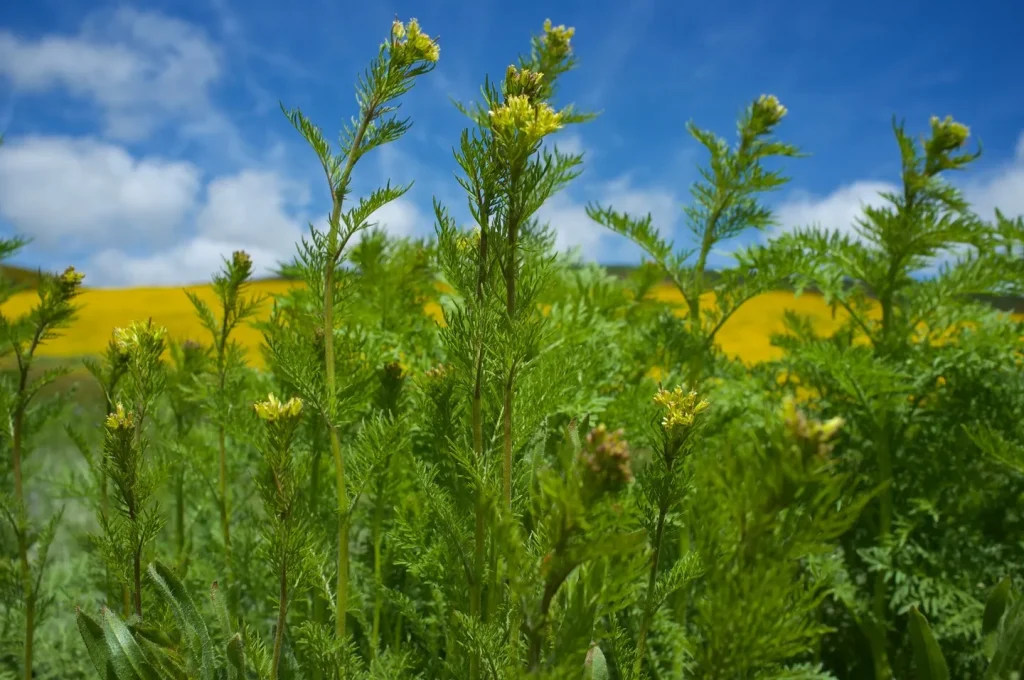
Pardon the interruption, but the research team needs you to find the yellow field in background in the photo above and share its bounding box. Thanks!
[0,280,1017,368]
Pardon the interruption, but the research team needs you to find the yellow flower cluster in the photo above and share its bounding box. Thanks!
[59,266,85,288]
[254,393,304,422]
[541,19,575,59]
[104,402,135,432]
[653,386,710,432]
[391,18,440,63]
[113,320,167,355]
[505,65,545,100]
[488,94,564,139]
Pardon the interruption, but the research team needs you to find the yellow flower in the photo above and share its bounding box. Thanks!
[392,18,440,63]
[781,396,845,458]
[231,250,252,273]
[254,393,304,422]
[104,402,135,432]
[59,266,85,288]
[113,320,167,355]
[505,65,545,100]
[488,95,564,140]
[653,385,710,432]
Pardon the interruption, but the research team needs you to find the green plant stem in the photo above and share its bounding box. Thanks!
[469,220,491,680]
[324,107,373,643]
[271,560,289,680]
[634,504,668,676]
[12,393,33,680]
[309,444,325,680]
[175,470,186,557]
[502,218,518,510]
[469,348,485,680]
[131,415,145,620]
[218,424,231,576]
[11,339,42,680]
[370,484,385,662]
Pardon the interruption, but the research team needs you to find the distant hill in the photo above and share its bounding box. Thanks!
[599,264,1024,315]
[0,264,43,288]
[3,261,1021,315]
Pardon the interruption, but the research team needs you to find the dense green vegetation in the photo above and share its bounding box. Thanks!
[2,17,1024,680]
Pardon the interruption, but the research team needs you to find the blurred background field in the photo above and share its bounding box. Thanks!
[2,263,1022,373]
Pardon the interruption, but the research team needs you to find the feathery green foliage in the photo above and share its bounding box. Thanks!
[0,16,1020,680]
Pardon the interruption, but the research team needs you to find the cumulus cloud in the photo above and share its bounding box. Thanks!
[88,238,287,288]
[0,136,201,247]
[368,198,431,239]
[773,181,897,239]
[964,131,1024,221]
[0,7,221,140]
[196,171,307,251]
[85,169,313,287]
[772,131,1024,242]
[538,175,679,261]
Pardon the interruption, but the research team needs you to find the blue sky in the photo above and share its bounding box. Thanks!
[0,0,1021,287]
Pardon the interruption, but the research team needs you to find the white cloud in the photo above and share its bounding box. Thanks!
[85,169,314,287]
[0,8,221,139]
[964,131,1024,221]
[196,171,307,251]
[773,181,897,238]
[765,133,1024,278]
[0,136,201,247]
[368,198,431,238]
[772,131,1024,241]
[538,175,679,260]
[87,238,287,288]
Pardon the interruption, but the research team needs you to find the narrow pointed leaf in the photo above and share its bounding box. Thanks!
[211,581,233,636]
[76,607,118,680]
[983,576,1014,659]
[584,644,609,680]
[226,633,245,680]
[148,561,215,680]
[102,607,162,680]
[909,608,949,680]
[986,596,1024,678]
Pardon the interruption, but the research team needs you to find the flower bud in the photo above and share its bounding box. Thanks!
[57,266,85,298]
[781,396,844,459]
[929,114,970,152]
[753,94,788,126]
[541,19,575,60]
[578,424,633,494]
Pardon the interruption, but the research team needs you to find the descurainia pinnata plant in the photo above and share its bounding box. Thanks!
[252,393,308,679]
[765,114,1020,678]
[276,14,439,647]
[0,250,84,680]
[98,320,168,620]
[186,250,263,602]
[427,17,598,678]
[587,93,805,387]
[0,253,83,680]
